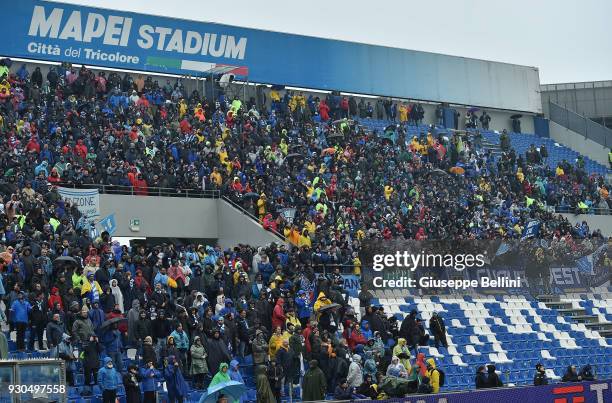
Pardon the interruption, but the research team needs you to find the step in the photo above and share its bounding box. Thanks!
[546,302,575,310]
[572,315,600,324]
[585,322,612,330]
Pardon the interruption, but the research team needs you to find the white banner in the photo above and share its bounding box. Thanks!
[57,187,100,221]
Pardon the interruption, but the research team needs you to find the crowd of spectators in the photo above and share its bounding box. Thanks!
[0,59,609,402]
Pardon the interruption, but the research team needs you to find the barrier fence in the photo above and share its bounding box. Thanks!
[549,101,612,148]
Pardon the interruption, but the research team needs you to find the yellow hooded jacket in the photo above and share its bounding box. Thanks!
[426,358,440,393]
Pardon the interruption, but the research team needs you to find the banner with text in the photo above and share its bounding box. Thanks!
[57,187,100,222]
[0,0,541,112]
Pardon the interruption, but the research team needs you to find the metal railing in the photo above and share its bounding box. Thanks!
[57,183,220,198]
[549,101,612,148]
[221,196,287,242]
[555,206,610,216]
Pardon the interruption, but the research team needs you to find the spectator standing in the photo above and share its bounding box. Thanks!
[256,364,276,403]
[429,312,448,349]
[9,292,31,350]
[303,360,327,402]
[98,357,122,403]
[123,364,141,403]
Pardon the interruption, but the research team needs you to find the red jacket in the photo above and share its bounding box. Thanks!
[74,140,87,159]
[48,287,63,311]
[271,298,286,330]
[319,101,330,121]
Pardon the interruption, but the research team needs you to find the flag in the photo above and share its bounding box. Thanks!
[575,244,607,275]
[521,220,540,240]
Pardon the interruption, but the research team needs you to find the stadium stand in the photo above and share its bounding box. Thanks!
[0,59,610,403]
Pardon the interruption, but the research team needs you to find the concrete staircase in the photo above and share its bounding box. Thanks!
[538,295,612,338]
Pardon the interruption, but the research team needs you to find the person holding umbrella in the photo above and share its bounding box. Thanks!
[100,321,124,371]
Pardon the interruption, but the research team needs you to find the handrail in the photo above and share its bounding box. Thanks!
[549,101,612,148]
[56,183,220,198]
[555,206,610,216]
[221,196,288,242]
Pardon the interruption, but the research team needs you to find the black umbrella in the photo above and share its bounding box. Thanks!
[99,317,127,331]
[468,107,480,113]
[318,303,341,312]
[510,114,522,119]
[285,153,302,160]
[54,256,78,265]
[242,192,260,200]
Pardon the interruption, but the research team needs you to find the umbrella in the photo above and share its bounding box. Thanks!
[318,303,341,312]
[242,192,260,201]
[270,85,285,91]
[510,114,522,119]
[99,317,127,331]
[332,118,354,124]
[54,256,78,265]
[199,381,247,403]
[327,133,344,139]
[285,153,302,160]
[468,107,480,113]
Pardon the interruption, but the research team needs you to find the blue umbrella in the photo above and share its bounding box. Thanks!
[198,381,247,403]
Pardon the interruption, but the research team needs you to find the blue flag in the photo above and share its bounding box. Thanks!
[521,220,540,240]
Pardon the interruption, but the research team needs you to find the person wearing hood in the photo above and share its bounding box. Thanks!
[579,364,594,381]
[190,336,209,390]
[252,328,269,365]
[360,320,373,340]
[415,353,428,377]
[303,360,327,402]
[109,279,124,313]
[487,364,503,388]
[429,312,448,349]
[47,286,63,311]
[313,292,331,315]
[426,358,441,393]
[362,350,378,379]
[210,361,231,387]
[347,354,363,389]
[271,297,286,331]
[164,355,190,403]
[229,360,246,403]
[475,365,488,389]
[562,365,582,382]
[392,338,411,371]
[205,328,231,374]
[215,293,226,315]
[126,299,141,345]
[294,290,312,327]
[170,323,190,369]
[256,364,277,403]
[98,357,122,403]
[386,356,408,378]
[534,363,548,386]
